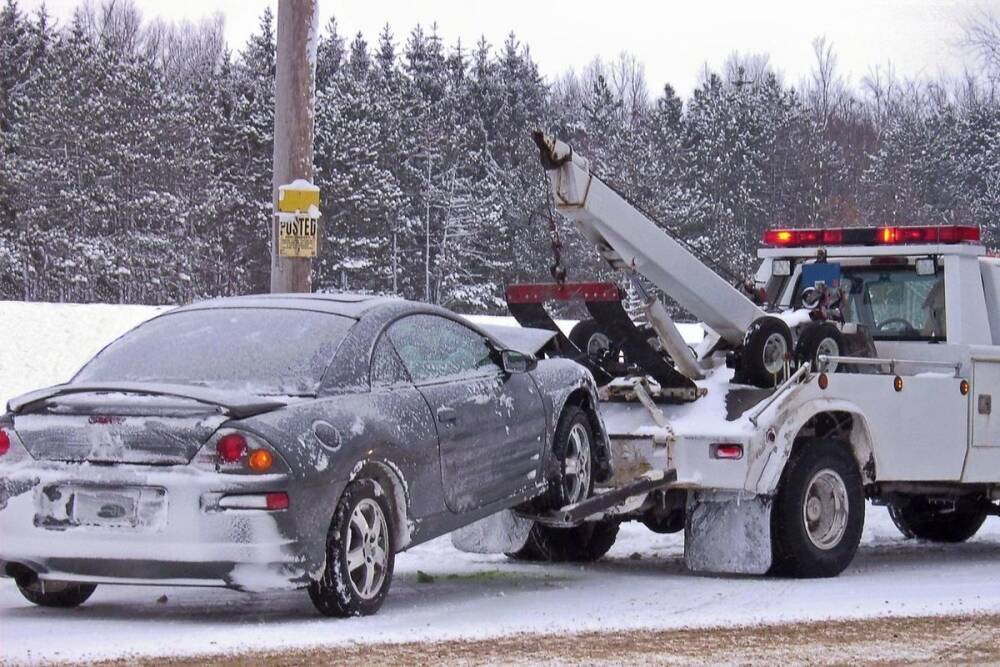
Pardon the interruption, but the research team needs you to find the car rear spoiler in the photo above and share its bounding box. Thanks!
[7,382,287,418]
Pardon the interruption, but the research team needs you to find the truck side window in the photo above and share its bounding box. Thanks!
[841,269,945,340]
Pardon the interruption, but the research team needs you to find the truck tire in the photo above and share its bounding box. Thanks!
[569,319,612,360]
[887,497,987,543]
[795,322,845,372]
[511,520,620,562]
[16,579,96,608]
[308,479,395,617]
[770,438,864,578]
[741,317,793,388]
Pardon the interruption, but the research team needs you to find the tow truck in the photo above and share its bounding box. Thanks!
[455,132,1000,577]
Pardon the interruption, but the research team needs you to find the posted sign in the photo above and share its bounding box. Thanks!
[276,180,321,258]
[278,215,318,258]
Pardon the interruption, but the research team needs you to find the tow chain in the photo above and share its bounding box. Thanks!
[543,173,567,285]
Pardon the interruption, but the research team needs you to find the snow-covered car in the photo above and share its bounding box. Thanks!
[0,293,609,616]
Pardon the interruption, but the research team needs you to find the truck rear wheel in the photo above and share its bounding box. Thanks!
[887,497,987,543]
[770,438,864,578]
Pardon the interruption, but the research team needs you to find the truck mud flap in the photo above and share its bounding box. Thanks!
[451,510,535,554]
[684,491,773,575]
[585,299,698,400]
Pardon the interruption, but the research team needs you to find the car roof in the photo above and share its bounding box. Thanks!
[171,292,404,319]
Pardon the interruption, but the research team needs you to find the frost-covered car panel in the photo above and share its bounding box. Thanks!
[0,293,606,617]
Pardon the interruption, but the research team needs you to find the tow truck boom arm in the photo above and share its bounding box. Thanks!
[535,132,765,345]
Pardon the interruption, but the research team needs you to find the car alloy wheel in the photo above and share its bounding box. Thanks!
[345,498,390,600]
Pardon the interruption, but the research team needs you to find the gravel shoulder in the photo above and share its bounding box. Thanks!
[100,613,1000,666]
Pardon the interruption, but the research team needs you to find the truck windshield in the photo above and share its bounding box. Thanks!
[73,308,354,395]
[841,268,945,341]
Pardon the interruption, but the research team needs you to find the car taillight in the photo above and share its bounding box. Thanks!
[217,433,247,463]
[0,429,10,456]
[266,492,290,510]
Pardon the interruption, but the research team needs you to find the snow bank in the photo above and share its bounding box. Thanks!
[0,301,166,408]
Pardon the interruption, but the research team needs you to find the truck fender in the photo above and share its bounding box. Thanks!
[752,398,878,495]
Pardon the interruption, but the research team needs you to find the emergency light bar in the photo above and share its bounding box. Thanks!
[762,225,980,248]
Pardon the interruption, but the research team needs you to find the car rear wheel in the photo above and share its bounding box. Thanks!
[16,578,96,608]
[308,478,395,617]
[770,438,864,578]
[888,497,987,543]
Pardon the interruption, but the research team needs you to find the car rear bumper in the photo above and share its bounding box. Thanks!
[0,460,338,591]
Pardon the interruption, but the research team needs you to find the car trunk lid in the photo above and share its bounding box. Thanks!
[9,386,284,465]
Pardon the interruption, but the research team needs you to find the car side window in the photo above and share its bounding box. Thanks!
[371,335,411,387]
[388,314,499,383]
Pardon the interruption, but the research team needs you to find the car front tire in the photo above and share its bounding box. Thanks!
[507,405,618,562]
[308,478,396,617]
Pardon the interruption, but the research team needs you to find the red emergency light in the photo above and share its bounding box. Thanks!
[762,225,980,248]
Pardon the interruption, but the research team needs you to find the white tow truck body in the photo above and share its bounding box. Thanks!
[465,133,1000,576]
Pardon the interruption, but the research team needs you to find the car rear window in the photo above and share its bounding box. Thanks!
[74,308,354,395]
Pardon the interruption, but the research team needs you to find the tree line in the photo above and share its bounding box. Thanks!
[1,0,998,310]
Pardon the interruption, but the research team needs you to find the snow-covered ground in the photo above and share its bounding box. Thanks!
[2,301,999,665]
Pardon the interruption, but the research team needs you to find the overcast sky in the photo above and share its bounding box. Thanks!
[18,0,994,95]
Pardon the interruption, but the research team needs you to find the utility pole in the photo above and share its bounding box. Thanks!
[270,0,319,293]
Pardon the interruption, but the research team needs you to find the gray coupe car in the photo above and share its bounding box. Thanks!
[0,293,610,616]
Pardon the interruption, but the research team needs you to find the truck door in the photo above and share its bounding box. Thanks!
[387,314,546,514]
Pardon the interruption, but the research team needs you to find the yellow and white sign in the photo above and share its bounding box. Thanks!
[276,179,321,258]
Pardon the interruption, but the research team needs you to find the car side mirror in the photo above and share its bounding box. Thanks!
[500,349,537,374]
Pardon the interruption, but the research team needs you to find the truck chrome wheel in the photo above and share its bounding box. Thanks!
[563,422,592,505]
[346,498,389,600]
[802,469,849,550]
[762,333,789,375]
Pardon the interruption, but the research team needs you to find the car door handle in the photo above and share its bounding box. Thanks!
[437,406,458,424]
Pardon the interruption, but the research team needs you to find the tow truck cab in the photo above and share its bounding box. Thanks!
[751,224,1000,487]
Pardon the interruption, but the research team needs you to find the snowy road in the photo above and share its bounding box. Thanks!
[3,506,1000,665]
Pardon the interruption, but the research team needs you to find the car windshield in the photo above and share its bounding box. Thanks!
[74,308,354,395]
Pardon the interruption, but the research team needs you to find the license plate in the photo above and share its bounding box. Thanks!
[72,489,139,528]
[36,485,167,531]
